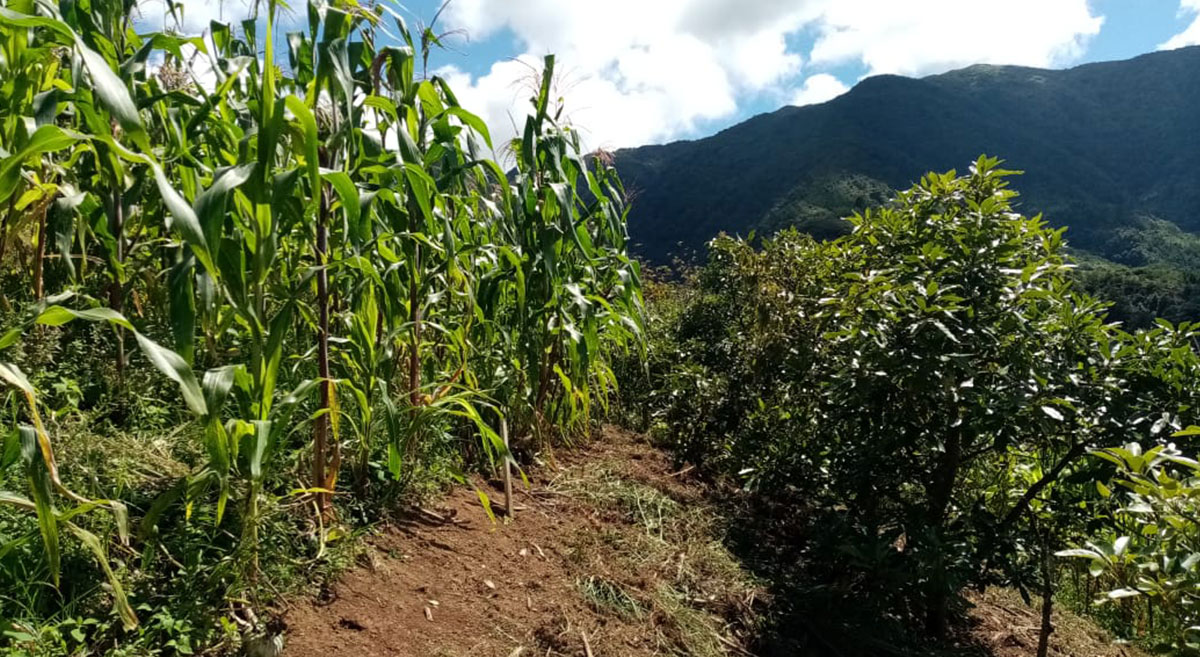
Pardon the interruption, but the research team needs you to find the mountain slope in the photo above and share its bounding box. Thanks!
[615,46,1200,264]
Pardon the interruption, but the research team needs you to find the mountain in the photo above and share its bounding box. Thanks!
[615,46,1200,266]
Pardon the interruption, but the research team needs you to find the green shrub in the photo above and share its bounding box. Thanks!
[647,157,1200,639]
[1061,440,1200,654]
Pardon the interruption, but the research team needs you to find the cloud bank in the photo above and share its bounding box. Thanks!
[440,0,1104,152]
[130,0,1109,153]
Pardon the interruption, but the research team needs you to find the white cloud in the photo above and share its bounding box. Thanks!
[440,0,1104,152]
[135,0,254,35]
[130,0,1105,153]
[441,0,812,155]
[1160,0,1200,50]
[808,0,1103,77]
[790,73,848,106]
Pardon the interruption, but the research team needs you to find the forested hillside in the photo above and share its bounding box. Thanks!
[616,47,1200,315]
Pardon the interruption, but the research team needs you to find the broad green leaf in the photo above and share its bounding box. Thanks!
[0,490,35,510]
[37,306,133,330]
[97,136,215,277]
[285,96,320,192]
[19,425,58,586]
[247,420,272,483]
[0,362,35,396]
[445,107,493,149]
[0,7,72,39]
[133,333,206,417]
[1041,405,1064,422]
[195,164,256,252]
[0,125,83,205]
[65,522,138,630]
[202,366,238,420]
[321,170,361,230]
[168,254,196,364]
[74,36,146,146]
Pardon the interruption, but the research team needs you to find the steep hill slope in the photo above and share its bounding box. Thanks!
[616,46,1200,264]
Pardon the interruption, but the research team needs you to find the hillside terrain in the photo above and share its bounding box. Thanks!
[3,4,1200,656]
[282,428,1144,657]
[615,46,1200,284]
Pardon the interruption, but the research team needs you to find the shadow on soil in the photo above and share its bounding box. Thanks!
[706,486,1143,657]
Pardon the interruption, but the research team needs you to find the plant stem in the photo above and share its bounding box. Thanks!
[110,184,126,380]
[314,184,332,518]
[502,416,513,518]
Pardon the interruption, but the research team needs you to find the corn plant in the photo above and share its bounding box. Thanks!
[0,0,643,644]
[476,55,644,445]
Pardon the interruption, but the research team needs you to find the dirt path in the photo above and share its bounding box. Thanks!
[282,427,760,657]
[280,427,1146,657]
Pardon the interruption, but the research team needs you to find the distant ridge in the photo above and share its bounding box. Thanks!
[614,46,1200,264]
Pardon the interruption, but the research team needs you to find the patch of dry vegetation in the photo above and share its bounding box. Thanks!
[552,455,763,656]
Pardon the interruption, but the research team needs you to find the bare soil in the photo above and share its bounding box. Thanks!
[282,426,757,657]
[281,427,1149,657]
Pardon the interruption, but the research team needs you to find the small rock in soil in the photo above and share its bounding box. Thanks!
[336,618,366,632]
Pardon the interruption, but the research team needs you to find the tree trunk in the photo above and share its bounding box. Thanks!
[1037,532,1054,657]
[924,428,962,638]
[313,188,332,518]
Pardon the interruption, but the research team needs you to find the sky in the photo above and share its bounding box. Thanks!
[139,0,1200,154]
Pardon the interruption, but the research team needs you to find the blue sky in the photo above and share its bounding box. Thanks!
[142,0,1200,153]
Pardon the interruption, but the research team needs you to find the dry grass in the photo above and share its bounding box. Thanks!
[552,459,762,656]
[963,588,1149,657]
